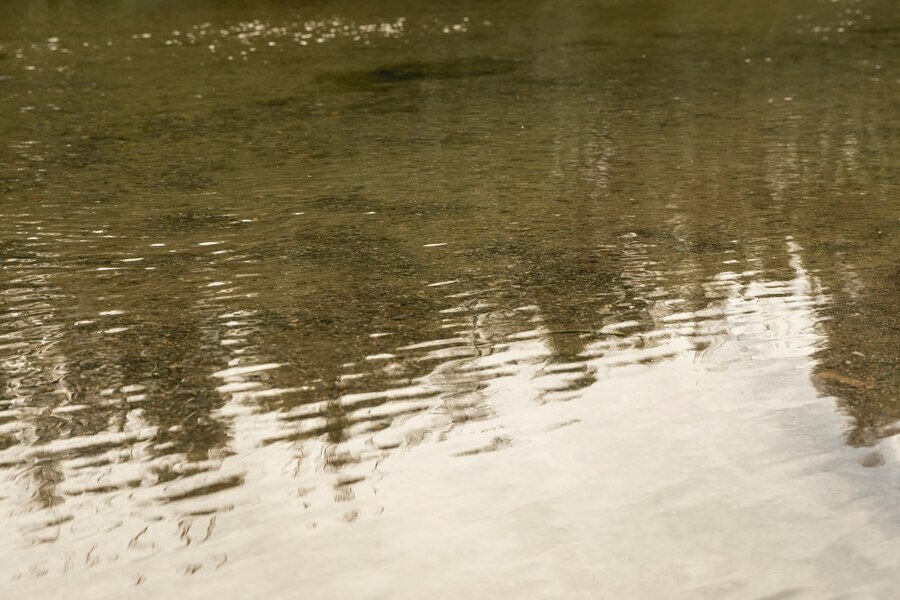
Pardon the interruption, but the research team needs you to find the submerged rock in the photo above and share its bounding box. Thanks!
[321,56,521,89]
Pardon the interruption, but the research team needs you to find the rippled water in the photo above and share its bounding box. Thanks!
[1,0,898,597]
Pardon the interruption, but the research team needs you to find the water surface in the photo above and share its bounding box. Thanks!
[1,0,898,597]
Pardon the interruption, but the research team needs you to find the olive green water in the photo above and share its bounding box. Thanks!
[1,0,898,597]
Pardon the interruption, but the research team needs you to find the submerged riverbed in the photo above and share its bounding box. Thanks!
[1,0,898,597]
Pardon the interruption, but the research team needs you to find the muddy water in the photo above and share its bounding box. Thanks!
[1,0,898,597]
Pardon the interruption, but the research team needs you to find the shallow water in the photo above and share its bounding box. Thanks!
[1,0,898,597]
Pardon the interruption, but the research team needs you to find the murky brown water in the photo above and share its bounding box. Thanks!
[1,0,898,597]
